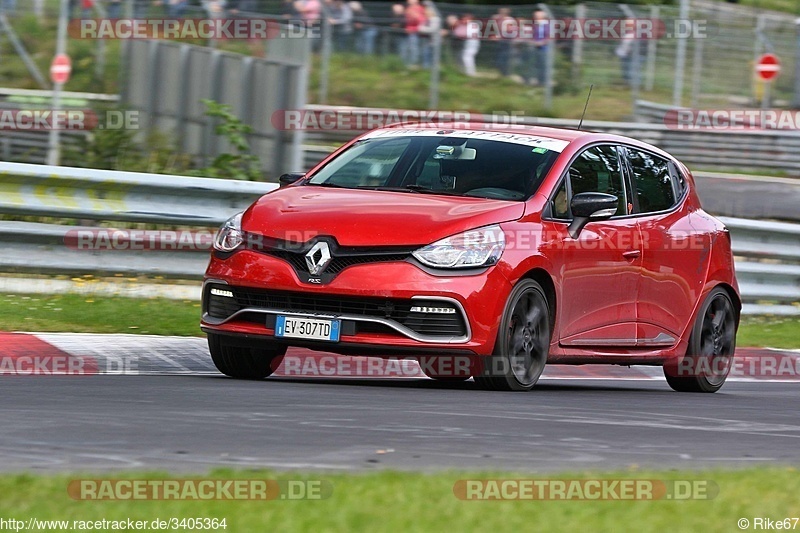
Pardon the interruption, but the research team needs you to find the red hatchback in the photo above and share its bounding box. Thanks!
[201,125,740,392]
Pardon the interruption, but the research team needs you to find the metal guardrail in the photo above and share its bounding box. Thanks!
[0,162,276,226]
[0,163,796,314]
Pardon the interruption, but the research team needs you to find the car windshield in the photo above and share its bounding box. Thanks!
[306,132,562,201]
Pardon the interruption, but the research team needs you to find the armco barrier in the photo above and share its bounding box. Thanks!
[0,162,797,314]
[0,162,276,225]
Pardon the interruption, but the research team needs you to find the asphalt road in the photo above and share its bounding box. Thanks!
[693,173,800,221]
[3,376,800,473]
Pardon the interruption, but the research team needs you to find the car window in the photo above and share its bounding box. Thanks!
[308,136,560,201]
[669,161,686,200]
[552,145,626,219]
[626,148,676,213]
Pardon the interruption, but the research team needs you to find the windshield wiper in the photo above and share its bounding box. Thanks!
[307,183,413,192]
[403,184,461,196]
[307,182,348,188]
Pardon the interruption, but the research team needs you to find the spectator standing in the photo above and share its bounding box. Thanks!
[491,8,516,77]
[351,1,377,55]
[524,8,549,86]
[107,0,122,18]
[615,17,641,87]
[418,1,440,68]
[167,0,187,17]
[295,0,322,50]
[403,0,426,67]
[295,0,321,22]
[281,0,300,19]
[389,3,406,57]
[326,0,353,52]
[453,12,479,77]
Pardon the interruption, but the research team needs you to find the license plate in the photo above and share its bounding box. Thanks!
[274,315,341,342]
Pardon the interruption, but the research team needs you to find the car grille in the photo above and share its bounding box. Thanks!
[204,284,468,339]
[243,233,415,277]
[265,250,411,275]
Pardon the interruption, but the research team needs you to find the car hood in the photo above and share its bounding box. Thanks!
[244,186,525,247]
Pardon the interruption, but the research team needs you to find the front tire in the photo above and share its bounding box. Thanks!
[664,287,737,393]
[208,333,286,380]
[474,279,551,391]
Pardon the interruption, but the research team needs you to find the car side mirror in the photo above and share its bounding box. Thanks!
[567,192,618,238]
[279,172,305,188]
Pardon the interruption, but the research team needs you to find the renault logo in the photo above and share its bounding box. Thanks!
[305,241,332,275]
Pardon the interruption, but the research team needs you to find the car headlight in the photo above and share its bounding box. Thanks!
[213,212,244,252]
[412,225,505,269]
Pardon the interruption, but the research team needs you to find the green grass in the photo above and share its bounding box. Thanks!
[0,293,798,349]
[0,292,202,336]
[0,467,799,532]
[308,53,670,121]
[738,314,800,349]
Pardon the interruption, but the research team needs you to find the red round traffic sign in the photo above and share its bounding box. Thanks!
[756,53,780,82]
[50,53,72,85]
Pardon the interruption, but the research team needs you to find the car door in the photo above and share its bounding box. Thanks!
[542,144,643,348]
[621,146,708,344]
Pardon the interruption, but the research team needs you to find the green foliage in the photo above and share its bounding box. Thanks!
[66,126,193,175]
[193,100,264,181]
[67,101,265,180]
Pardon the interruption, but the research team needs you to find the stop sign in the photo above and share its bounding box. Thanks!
[50,53,72,85]
[756,53,781,82]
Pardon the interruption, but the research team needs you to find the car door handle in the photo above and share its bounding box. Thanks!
[622,249,641,259]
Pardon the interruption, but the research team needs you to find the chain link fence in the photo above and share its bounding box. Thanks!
[2,0,800,116]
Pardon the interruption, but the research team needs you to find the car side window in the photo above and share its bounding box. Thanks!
[626,148,676,213]
[552,145,626,219]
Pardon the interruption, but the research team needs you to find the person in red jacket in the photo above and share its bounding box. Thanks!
[402,0,426,67]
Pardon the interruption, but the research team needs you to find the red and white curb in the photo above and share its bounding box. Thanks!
[0,331,798,381]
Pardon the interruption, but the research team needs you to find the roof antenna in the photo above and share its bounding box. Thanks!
[578,84,594,131]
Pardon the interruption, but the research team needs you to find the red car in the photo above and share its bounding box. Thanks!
[201,125,740,392]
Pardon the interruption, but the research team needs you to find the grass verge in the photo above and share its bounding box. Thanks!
[0,293,201,336]
[0,467,798,532]
[0,293,797,348]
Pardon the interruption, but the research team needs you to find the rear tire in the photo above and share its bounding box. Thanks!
[474,279,551,392]
[208,333,286,380]
[664,287,737,393]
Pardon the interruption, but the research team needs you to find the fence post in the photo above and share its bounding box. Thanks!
[45,0,69,166]
[572,4,585,89]
[690,27,704,108]
[428,2,441,109]
[93,2,107,82]
[794,18,800,108]
[645,4,658,91]
[318,8,332,104]
[539,3,554,111]
[753,14,765,104]
[672,0,689,106]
